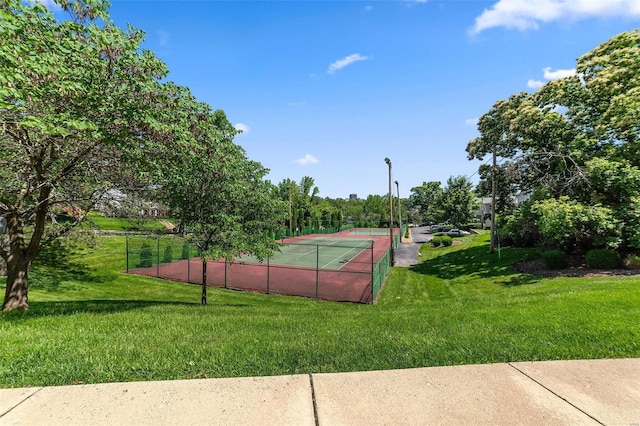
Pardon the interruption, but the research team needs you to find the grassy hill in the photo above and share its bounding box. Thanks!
[1,233,638,388]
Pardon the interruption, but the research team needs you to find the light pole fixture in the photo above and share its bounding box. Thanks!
[395,180,402,237]
[384,157,394,265]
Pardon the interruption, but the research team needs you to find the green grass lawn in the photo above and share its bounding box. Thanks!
[83,213,173,232]
[1,233,638,388]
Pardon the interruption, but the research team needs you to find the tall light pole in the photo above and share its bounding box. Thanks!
[385,158,394,265]
[395,180,402,237]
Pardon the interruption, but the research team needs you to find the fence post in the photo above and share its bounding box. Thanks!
[371,241,374,303]
[125,234,129,273]
[315,245,319,299]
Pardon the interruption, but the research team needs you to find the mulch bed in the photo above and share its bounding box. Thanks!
[513,257,640,278]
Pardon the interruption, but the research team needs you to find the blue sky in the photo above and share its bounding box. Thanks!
[61,1,640,198]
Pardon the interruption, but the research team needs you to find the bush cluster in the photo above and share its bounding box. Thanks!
[542,250,568,270]
[138,243,153,268]
[441,235,453,247]
[162,245,173,263]
[431,236,442,247]
[181,242,190,259]
[624,255,640,269]
[585,249,622,269]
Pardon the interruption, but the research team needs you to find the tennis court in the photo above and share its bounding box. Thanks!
[126,228,402,304]
[347,228,394,236]
[237,237,374,270]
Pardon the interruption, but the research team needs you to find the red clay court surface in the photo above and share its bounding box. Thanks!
[128,229,398,304]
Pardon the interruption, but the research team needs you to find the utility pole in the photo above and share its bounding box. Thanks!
[395,180,402,237]
[288,184,293,237]
[490,144,497,254]
[385,158,394,265]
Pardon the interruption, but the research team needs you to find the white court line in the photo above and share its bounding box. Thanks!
[319,246,366,270]
[283,238,372,269]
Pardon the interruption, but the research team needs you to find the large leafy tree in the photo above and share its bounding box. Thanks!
[276,176,340,233]
[0,0,168,310]
[408,181,442,222]
[159,98,285,305]
[439,176,477,228]
[470,30,640,251]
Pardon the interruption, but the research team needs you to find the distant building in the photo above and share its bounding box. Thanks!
[477,192,531,228]
[349,194,358,200]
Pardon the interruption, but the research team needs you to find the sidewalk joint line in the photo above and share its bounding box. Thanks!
[308,374,320,426]
[0,387,44,420]
[508,363,605,425]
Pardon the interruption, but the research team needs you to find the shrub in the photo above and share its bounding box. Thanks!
[138,243,153,268]
[431,236,442,247]
[404,229,410,239]
[585,249,622,269]
[624,255,640,269]
[441,235,453,247]
[181,242,190,259]
[162,245,173,263]
[542,250,568,270]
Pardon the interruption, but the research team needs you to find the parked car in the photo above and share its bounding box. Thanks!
[446,228,470,236]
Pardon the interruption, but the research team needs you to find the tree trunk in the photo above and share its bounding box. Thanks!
[3,252,31,311]
[201,259,207,305]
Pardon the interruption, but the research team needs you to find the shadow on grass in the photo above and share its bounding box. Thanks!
[410,243,540,287]
[29,243,117,291]
[2,299,252,320]
[2,300,191,319]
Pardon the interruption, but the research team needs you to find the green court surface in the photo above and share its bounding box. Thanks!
[236,237,374,270]
[347,228,393,236]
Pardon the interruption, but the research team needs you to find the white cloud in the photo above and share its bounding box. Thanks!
[328,54,370,75]
[527,67,576,91]
[471,0,640,34]
[465,118,479,126]
[295,154,319,166]
[36,0,61,10]
[157,30,170,46]
[542,67,576,80]
[234,123,250,134]
[527,79,545,89]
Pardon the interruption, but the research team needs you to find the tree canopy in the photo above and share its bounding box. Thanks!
[468,30,640,252]
[0,0,283,310]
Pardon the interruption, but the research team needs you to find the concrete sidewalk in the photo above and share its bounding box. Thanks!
[2,358,639,425]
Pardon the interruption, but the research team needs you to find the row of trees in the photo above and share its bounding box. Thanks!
[0,0,285,310]
[272,175,479,232]
[467,30,640,254]
[408,177,478,228]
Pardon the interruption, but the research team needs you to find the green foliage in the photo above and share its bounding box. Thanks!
[0,0,171,309]
[159,107,286,288]
[441,235,453,247]
[541,250,568,270]
[181,242,190,260]
[162,245,173,263]
[431,236,442,247]
[586,249,622,269]
[138,244,153,268]
[624,255,640,269]
[468,30,640,252]
[532,197,619,251]
[439,176,478,228]
[409,181,442,221]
